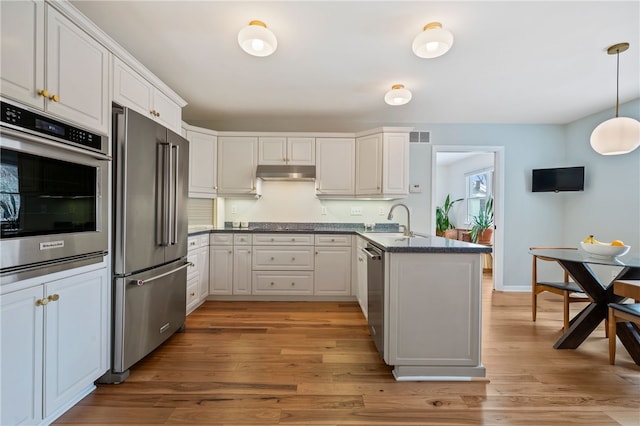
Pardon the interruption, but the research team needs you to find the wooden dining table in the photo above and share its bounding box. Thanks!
[528,248,640,365]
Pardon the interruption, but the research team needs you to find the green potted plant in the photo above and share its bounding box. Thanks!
[470,197,494,244]
[435,194,463,238]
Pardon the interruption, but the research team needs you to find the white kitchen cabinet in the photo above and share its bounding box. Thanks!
[315,138,355,197]
[355,236,368,318]
[186,129,217,198]
[258,136,315,165]
[356,131,409,198]
[0,2,109,134]
[187,234,209,314]
[113,58,182,133]
[1,266,108,426]
[209,233,233,295]
[314,235,352,296]
[253,271,314,295]
[233,234,252,295]
[217,136,259,197]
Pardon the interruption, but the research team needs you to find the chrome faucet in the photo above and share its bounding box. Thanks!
[387,203,413,237]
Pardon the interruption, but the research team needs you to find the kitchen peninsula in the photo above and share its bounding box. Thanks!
[188,223,491,381]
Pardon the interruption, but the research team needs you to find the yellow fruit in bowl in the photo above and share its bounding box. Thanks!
[611,240,625,246]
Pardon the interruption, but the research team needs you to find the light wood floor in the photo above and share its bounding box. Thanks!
[56,274,640,425]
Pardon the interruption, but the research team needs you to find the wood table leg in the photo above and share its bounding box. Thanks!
[616,322,640,365]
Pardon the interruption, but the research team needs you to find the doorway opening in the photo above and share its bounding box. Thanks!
[431,146,504,291]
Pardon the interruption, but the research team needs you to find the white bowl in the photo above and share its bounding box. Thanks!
[580,242,630,258]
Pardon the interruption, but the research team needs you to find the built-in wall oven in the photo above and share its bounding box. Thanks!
[0,99,110,283]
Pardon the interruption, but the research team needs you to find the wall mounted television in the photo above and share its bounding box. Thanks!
[531,166,585,192]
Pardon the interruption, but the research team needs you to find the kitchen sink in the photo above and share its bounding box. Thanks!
[366,232,427,239]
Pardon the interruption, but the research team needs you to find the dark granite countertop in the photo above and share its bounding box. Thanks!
[188,222,491,254]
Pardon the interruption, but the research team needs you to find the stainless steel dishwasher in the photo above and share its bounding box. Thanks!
[362,243,385,358]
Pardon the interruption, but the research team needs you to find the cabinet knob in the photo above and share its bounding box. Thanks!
[270,257,275,261]
[331,238,335,242]
[228,250,232,254]
[190,292,196,296]
[36,298,49,306]
[38,89,50,98]
[48,294,60,302]
[271,238,275,242]
[291,257,295,261]
[49,94,60,102]
[291,238,295,241]
[270,282,275,286]
[291,282,295,286]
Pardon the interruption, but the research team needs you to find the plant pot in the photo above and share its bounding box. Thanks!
[477,228,493,245]
[443,229,458,240]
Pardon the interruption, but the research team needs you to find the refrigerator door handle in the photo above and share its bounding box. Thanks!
[130,262,194,286]
[170,144,179,245]
[156,142,171,247]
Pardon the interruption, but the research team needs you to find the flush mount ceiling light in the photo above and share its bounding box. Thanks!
[238,20,277,57]
[412,22,454,58]
[384,84,412,106]
[590,42,640,155]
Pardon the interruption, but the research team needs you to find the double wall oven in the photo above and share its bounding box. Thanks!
[0,100,110,284]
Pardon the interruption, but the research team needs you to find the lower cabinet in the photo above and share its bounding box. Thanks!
[355,236,368,317]
[233,244,252,295]
[187,234,209,314]
[209,234,234,295]
[1,266,108,425]
[314,235,352,296]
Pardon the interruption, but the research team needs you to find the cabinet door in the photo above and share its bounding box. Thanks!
[113,58,153,117]
[217,136,258,195]
[355,237,368,317]
[152,89,182,134]
[258,137,287,165]
[233,246,252,295]
[382,133,409,195]
[44,268,108,417]
[187,131,217,198]
[197,246,210,300]
[0,0,45,110]
[1,286,44,426]
[46,6,109,134]
[315,138,355,196]
[314,246,351,296]
[356,134,383,195]
[287,137,315,165]
[209,246,233,294]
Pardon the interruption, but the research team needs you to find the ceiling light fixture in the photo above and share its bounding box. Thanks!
[590,42,640,155]
[412,22,454,59]
[384,84,412,106]
[238,20,277,57]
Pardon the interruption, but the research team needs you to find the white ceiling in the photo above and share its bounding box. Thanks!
[70,1,640,132]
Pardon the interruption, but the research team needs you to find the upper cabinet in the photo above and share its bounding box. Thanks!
[113,58,182,134]
[355,130,409,198]
[217,136,260,197]
[258,136,315,165]
[185,127,217,198]
[315,138,356,197]
[1,1,109,135]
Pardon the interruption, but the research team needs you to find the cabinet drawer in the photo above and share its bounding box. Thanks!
[186,278,199,307]
[252,234,313,245]
[253,271,313,295]
[188,237,199,251]
[315,234,352,246]
[187,252,199,280]
[197,234,209,247]
[252,247,314,270]
[234,234,252,246]
[210,233,233,245]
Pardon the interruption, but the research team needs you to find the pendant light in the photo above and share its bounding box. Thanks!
[590,42,640,155]
[238,20,277,57]
[384,84,412,106]
[412,22,454,59]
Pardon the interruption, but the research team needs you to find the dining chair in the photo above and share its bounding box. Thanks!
[608,303,640,364]
[531,246,589,332]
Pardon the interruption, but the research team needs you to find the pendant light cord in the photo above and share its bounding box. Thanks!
[615,48,620,118]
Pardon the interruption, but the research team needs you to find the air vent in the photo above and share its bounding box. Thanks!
[409,131,431,143]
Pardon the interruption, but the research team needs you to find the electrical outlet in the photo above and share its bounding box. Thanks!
[378,207,385,215]
[321,206,327,215]
[231,205,238,214]
[351,206,362,216]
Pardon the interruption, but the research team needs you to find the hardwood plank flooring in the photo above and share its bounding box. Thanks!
[55,274,640,425]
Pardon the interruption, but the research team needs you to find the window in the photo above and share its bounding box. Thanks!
[465,168,493,224]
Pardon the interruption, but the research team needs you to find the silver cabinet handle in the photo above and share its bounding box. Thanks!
[131,262,193,286]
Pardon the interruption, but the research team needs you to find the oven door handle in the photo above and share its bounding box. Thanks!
[0,127,111,161]
[130,262,194,286]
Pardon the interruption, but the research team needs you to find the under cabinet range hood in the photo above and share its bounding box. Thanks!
[256,164,316,181]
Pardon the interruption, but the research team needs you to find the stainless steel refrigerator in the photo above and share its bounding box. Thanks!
[100,106,190,383]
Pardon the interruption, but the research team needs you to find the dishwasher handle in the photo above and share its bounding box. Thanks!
[361,246,382,260]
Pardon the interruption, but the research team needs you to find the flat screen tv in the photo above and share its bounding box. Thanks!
[532,166,584,192]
